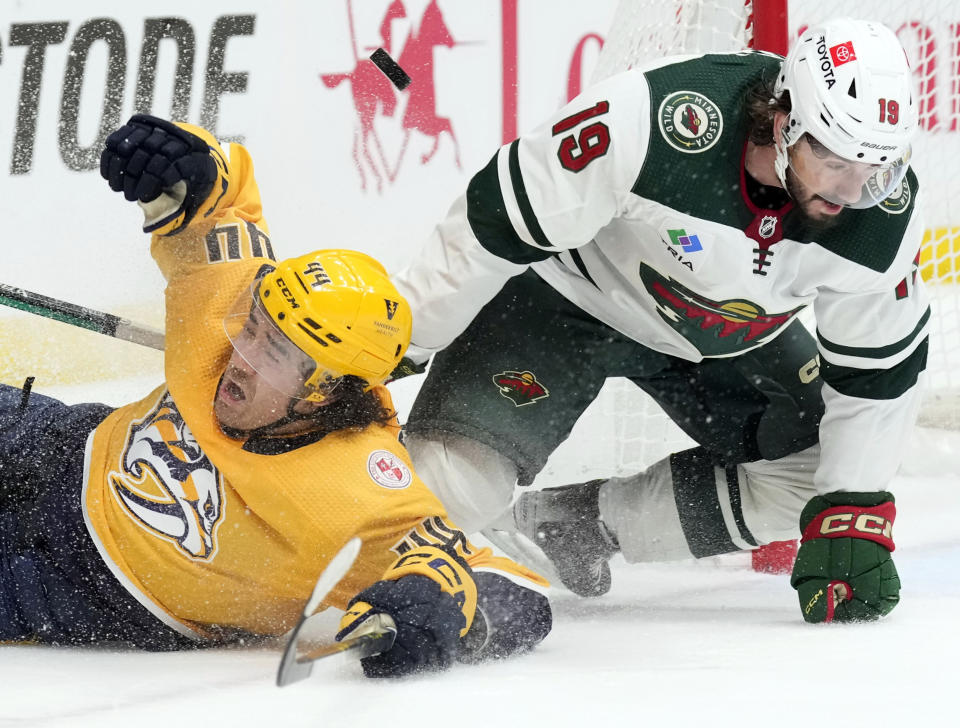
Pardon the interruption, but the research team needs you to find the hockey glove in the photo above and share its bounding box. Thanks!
[791,491,900,623]
[337,545,476,678]
[338,575,465,678]
[100,114,218,234]
[458,571,552,664]
[386,356,427,384]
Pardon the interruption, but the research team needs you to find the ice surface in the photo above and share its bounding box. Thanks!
[1,371,957,726]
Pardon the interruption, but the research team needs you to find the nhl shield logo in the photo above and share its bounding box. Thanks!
[658,91,723,153]
[493,370,550,406]
[758,215,778,239]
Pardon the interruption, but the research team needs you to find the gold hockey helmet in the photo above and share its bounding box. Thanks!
[224,250,411,401]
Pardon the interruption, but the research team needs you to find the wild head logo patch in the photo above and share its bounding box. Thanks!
[658,91,723,153]
[108,392,224,560]
[876,177,911,215]
[493,370,549,406]
[639,263,803,355]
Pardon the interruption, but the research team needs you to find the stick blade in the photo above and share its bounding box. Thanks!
[276,537,362,687]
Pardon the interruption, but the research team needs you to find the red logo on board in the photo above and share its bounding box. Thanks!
[320,0,463,193]
[829,42,857,66]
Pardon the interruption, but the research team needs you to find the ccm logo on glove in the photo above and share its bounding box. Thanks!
[800,501,896,551]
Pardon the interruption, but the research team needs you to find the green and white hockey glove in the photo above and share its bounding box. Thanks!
[791,491,899,623]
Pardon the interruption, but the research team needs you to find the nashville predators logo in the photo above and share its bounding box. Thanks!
[108,391,224,560]
[658,90,723,153]
[639,263,803,356]
[493,370,549,406]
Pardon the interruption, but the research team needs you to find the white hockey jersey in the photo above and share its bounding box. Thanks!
[395,52,930,495]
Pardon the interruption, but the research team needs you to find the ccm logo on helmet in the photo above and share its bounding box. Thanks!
[274,277,300,309]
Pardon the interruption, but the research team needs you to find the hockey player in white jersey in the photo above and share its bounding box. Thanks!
[393,18,926,623]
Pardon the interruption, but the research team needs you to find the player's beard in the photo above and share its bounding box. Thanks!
[785,167,846,232]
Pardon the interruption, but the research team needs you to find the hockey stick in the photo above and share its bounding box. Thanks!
[0,282,165,351]
[276,537,397,687]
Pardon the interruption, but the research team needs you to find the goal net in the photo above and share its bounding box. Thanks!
[550,0,960,484]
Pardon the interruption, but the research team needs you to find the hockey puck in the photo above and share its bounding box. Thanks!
[370,48,411,90]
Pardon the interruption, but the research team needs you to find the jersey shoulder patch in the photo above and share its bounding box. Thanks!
[633,52,780,225]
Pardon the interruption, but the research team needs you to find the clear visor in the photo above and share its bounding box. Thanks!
[788,134,911,210]
[222,282,343,401]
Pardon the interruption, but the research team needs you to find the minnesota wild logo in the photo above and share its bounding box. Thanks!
[658,91,723,153]
[876,177,911,215]
[639,263,803,355]
[493,370,549,406]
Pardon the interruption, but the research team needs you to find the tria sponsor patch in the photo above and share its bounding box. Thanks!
[367,450,412,489]
[667,228,703,252]
[661,227,705,271]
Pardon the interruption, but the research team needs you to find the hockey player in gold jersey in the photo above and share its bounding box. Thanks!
[0,115,550,677]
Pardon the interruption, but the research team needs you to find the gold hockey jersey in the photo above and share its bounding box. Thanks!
[82,125,544,641]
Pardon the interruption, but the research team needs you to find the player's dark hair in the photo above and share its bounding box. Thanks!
[744,77,792,146]
[312,375,395,432]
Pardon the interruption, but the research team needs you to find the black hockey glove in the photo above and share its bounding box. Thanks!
[100,114,217,234]
[337,574,465,678]
[458,571,552,664]
[791,491,900,623]
[386,356,427,383]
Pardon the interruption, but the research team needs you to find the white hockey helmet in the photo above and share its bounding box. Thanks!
[773,18,918,209]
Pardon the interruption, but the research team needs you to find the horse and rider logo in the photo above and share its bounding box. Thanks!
[321,0,464,192]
